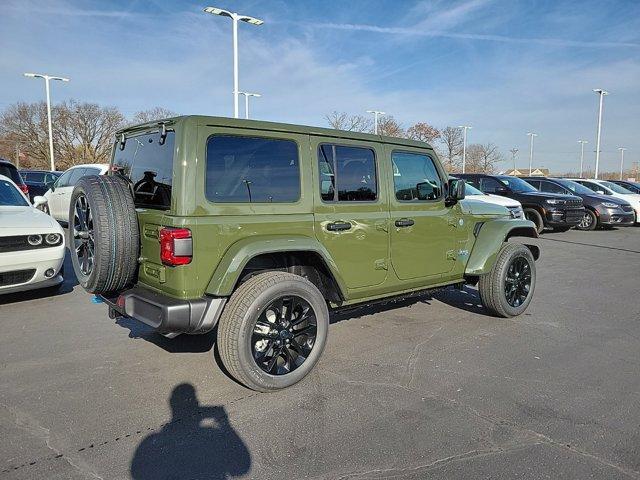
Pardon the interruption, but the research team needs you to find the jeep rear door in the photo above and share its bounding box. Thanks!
[311,136,389,290]
[386,147,457,280]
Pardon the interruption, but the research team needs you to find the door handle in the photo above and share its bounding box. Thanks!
[395,218,415,228]
[326,221,352,232]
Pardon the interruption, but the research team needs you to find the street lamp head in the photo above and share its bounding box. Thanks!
[239,91,261,98]
[239,15,263,25]
[204,6,263,24]
[578,140,588,144]
[593,88,609,95]
[24,72,38,78]
[204,6,232,17]
[458,125,472,129]
[366,110,385,115]
[527,132,537,137]
[618,147,626,151]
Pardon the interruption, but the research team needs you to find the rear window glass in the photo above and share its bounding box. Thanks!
[206,135,300,203]
[0,163,24,185]
[0,179,28,206]
[112,132,175,210]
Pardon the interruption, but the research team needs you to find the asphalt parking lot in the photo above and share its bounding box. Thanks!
[1,228,639,479]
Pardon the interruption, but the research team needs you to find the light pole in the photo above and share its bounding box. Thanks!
[527,133,537,175]
[618,147,626,180]
[238,91,261,119]
[23,73,69,171]
[593,88,609,179]
[366,110,385,134]
[509,148,518,172]
[203,6,263,119]
[577,140,588,178]
[458,125,472,173]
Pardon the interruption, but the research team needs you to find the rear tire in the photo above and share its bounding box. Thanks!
[524,208,544,234]
[69,175,139,294]
[576,209,597,231]
[478,243,536,318]
[217,271,329,392]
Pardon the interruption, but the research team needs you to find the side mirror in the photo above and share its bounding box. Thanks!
[596,190,605,195]
[33,196,48,208]
[446,178,465,206]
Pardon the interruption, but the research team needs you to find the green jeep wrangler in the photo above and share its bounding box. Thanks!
[69,116,539,391]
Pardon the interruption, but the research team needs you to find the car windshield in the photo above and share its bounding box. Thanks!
[598,180,633,194]
[554,179,593,195]
[0,179,29,206]
[497,176,537,193]
[463,182,484,195]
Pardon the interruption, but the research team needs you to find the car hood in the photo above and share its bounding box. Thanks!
[460,198,510,217]
[584,194,628,205]
[0,206,63,234]
[467,193,521,208]
[518,191,579,201]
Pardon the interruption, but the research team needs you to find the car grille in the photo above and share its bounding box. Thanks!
[566,199,583,208]
[0,236,29,253]
[621,205,634,212]
[0,269,36,287]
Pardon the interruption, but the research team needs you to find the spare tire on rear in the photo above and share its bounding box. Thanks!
[69,174,139,294]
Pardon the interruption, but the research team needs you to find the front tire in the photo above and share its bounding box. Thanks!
[478,243,536,318]
[524,208,544,234]
[576,209,597,231]
[217,272,329,392]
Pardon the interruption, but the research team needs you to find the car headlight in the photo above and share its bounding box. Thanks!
[546,199,566,205]
[601,202,619,208]
[45,233,62,245]
[27,234,43,246]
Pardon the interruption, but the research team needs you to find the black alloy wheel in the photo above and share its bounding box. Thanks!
[252,295,317,375]
[72,194,95,276]
[504,256,532,308]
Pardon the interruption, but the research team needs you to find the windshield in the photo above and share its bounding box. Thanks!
[598,180,633,194]
[462,182,484,195]
[497,176,537,193]
[554,179,593,195]
[0,179,29,206]
[112,131,175,210]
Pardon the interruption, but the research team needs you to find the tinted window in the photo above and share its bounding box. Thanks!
[56,168,77,188]
[0,163,24,185]
[525,179,541,190]
[599,180,632,194]
[392,151,442,201]
[0,179,28,206]
[25,172,45,183]
[539,181,567,194]
[67,168,88,187]
[578,181,609,194]
[113,132,174,209]
[497,176,538,193]
[479,177,505,193]
[84,168,102,176]
[319,144,377,202]
[206,136,300,203]
[555,179,593,195]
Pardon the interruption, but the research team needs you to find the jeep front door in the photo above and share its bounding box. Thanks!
[312,138,389,290]
[388,149,456,280]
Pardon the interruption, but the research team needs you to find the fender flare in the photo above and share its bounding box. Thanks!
[465,219,539,276]
[205,235,347,297]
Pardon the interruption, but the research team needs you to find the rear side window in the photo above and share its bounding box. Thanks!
[318,144,377,202]
[391,151,442,201]
[113,131,175,210]
[206,136,300,203]
[539,181,567,194]
[0,163,24,185]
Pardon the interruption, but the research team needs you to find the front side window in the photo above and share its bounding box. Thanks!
[318,144,377,202]
[599,181,632,194]
[0,179,28,206]
[206,136,300,203]
[55,169,75,188]
[113,131,175,209]
[479,177,505,193]
[392,151,442,201]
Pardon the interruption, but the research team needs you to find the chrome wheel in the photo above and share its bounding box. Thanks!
[578,212,593,229]
[72,194,94,276]
[504,256,531,308]
[251,295,317,375]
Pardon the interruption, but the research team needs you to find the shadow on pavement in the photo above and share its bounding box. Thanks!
[115,317,216,353]
[0,251,78,305]
[130,383,251,480]
[433,285,492,316]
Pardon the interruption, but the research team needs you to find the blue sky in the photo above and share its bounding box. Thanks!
[1,0,639,173]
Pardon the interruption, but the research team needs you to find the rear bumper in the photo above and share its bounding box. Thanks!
[545,207,585,227]
[101,286,226,335]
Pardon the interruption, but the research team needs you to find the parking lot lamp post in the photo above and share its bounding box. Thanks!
[238,91,261,119]
[458,125,472,173]
[509,148,518,172]
[618,147,626,180]
[203,7,263,119]
[593,88,609,179]
[23,73,69,171]
[527,132,537,175]
[366,110,385,134]
[578,140,588,178]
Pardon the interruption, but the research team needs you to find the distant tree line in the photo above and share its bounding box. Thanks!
[325,111,504,174]
[0,102,177,171]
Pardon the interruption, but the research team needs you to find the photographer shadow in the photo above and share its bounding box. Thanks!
[130,383,251,480]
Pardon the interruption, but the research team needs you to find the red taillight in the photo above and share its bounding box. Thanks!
[159,227,192,266]
[19,184,29,194]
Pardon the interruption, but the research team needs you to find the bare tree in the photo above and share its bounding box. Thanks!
[438,126,463,172]
[406,122,440,144]
[377,115,404,138]
[465,143,504,174]
[131,107,179,125]
[0,102,52,169]
[325,111,373,132]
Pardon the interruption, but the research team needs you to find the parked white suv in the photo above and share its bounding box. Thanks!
[459,180,525,219]
[42,164,109,222]
[571,179,640,224]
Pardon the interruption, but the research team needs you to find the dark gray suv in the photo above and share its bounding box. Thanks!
[522,177,635,230]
